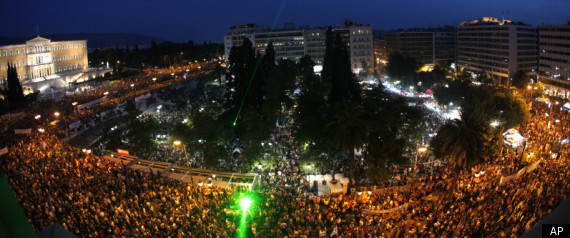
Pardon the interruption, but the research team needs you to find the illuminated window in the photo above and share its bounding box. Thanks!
[16,50,18,55]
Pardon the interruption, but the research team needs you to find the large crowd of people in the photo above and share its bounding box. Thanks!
[2,72,570,237]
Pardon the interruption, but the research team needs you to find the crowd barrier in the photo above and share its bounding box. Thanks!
[104,150,258,190]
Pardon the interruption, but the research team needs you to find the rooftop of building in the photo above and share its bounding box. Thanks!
[386,25,456,34]
[460,17,530,27]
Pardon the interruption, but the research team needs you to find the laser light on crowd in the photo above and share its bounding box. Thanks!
[240,197,252,213]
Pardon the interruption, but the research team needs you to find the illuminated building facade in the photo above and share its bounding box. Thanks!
[538,24,570,98]
[386,27,456,66]
[0,36,88,92]
[224,20,374,73]
[457,17,537,83]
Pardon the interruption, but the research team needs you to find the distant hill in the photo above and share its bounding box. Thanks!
[0,33,166,50]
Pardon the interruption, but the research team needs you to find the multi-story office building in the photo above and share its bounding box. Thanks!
[373,30,387,71]
[224,20,374,73]
[304,28,327,65]
[386,27,456,66]
[538,24,570,98]
[0,36,88,92]
[457,17,537,83]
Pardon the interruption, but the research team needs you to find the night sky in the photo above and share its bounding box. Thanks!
[2,0,569,43]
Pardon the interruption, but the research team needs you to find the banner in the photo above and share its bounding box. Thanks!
[68,120,81,130]
[1,112,24,120]
[117,149,130,155]
[135,93,151,103]
[77,96,108,110]
[0,147,7,156]
[499,160,541,186]
[14,129,32,134]
[362,203,409,215]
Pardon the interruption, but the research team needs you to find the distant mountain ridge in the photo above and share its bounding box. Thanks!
[0,33,166,50]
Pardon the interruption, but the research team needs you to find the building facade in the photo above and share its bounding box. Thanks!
[538,24,570,98]
[0,36,88,92]
[386,27,456,66]
[457,17,537,83]
[373,30,387,72]
[224,20,374,73]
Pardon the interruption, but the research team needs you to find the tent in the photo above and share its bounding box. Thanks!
[328,180,344,195]
[503,128,525,147]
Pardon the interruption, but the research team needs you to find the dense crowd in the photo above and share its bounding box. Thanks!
[0,89,568,238]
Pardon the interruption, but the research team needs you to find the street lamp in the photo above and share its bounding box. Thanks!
[72,102,79,120]
[54,111,68,137]
[415,147,427,172]
[173,140,192,182]
[35,114,41,120]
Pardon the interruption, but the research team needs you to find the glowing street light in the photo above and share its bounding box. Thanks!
[34,115,41,120]
[54,112,60,117]
[104,91,109,96]
[38,128,45,133]
[415,147,428,172]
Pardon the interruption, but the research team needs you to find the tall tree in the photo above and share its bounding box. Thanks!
[512,70,530,89]
[430,109,492,196]
[6,63,24,108]
[326,102,369,188]
[322,28,361,105]
[385,51,419,88]
[226,38,256,113]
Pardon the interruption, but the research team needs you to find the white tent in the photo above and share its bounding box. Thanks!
[328,180,344,195]
[324,174,333,181]
[503,128,525,147]
[340,177,350,194]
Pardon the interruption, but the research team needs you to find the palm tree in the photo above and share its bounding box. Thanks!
[326,101,370,190]
[430,109,492,197]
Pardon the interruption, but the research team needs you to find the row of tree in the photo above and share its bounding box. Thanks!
[172,28,425,186]
[89,40,222,70]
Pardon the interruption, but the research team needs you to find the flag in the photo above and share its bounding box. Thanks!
[319,229,326,237]
[0,147,8,156]
[330,226,338,237]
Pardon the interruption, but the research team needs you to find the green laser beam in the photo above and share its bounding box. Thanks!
[233,0,287,126]
[233,56,263,126]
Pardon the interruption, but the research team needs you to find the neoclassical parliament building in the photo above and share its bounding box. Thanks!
[0,36,89,93]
